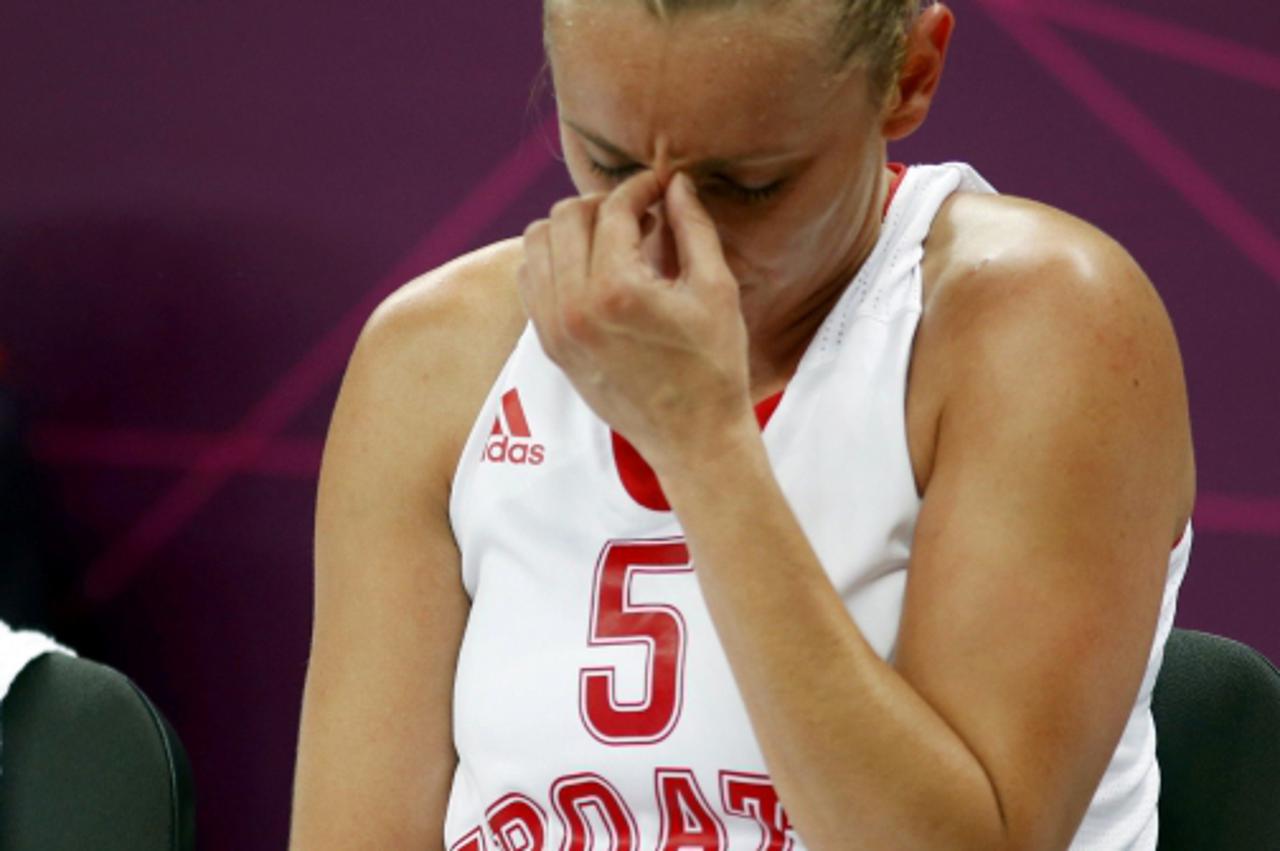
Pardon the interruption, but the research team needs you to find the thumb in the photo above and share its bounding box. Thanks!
[666,173,733,288]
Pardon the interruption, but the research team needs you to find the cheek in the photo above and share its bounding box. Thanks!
[560,137,606,196]
[713,193,845,282]
[563,152,594,196]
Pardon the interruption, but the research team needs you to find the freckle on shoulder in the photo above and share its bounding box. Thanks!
[924,191,1145,308]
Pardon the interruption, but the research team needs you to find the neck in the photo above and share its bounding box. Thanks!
[745,162,894,401]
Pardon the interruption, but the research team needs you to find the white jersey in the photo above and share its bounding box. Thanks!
[444,163,1192,850]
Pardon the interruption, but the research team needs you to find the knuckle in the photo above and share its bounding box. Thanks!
[561,305,594,341]
[522,219,548,242]
[601,182,639,212]
[598,192,623,218]
[597,283,634,319]
[550,197,579,219]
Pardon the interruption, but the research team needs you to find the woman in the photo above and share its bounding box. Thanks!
[289,0,1195,848]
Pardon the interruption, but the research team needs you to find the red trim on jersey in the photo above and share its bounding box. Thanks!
[885,162,908,217]
[612,395,784,512]
[754,390,784,427]
[611,165,908,513]
[611,435,666,512]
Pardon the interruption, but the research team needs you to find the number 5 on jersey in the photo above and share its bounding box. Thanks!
[580,538,692,745]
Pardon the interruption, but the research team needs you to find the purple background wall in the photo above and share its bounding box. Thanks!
[1,1,1276,848]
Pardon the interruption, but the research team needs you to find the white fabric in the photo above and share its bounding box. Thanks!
[0,618,77,776]
[443,163,1190,850]
[0,618,76,703]
[1072,526,1190,849]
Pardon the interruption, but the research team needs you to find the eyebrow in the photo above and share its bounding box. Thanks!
[563,119,797,170]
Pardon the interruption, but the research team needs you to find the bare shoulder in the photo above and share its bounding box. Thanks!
[367,236,526,349]
[291,237,527,849]
[898,192,1196,848]
[909,191,1196,523]
[921,190,1163,324]
[338,237,528,490]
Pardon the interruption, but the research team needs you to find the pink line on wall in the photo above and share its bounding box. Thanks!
[1196,493,1280,538]
[31,425,323,478]
[974,0,1280,288]
[79,114,562,606]
[1013,0,1280,91]
[31,419,1280,539]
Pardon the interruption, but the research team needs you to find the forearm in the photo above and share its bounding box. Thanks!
[656,422,1007,851]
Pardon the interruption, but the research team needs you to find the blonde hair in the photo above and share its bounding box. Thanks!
[546,0,923,99]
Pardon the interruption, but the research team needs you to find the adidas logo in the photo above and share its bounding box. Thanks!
[482,388,546,466]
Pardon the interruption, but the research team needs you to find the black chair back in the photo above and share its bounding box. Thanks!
[1154,628,1280,850]
[0,653,195,850]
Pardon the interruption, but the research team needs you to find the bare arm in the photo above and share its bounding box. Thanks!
[518,174,1194,850]
[654,210,1194,850]
[289,243,525,850]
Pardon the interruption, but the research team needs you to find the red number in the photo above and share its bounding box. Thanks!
[580,538,692,744]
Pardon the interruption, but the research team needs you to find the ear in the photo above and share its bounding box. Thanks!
[881,4,955,141]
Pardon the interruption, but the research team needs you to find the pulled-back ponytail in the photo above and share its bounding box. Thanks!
[630,0,923,97]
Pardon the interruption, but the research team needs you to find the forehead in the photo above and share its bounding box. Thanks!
[546,0,861,162]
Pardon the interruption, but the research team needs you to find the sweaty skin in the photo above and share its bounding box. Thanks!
[289,2,1196,849]
[545,0,892,401]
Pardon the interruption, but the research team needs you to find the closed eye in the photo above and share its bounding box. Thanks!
[587,159,643,182]
[709,177,785,205]
[586,158,784,205]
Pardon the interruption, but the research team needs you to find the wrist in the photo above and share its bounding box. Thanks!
[650,412,771,506]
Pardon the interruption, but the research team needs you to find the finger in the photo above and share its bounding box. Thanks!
[666,172,734,286]
[594,170,667,267]
[519,219,565,362]
[548,194,606,322]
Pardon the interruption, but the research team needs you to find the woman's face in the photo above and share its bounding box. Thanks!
[545,0,891,332]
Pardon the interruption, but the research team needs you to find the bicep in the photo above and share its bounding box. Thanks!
[895,245,1192,848]
[290,311,470,851]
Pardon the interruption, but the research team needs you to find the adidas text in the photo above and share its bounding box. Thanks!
[482,434,546,466]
